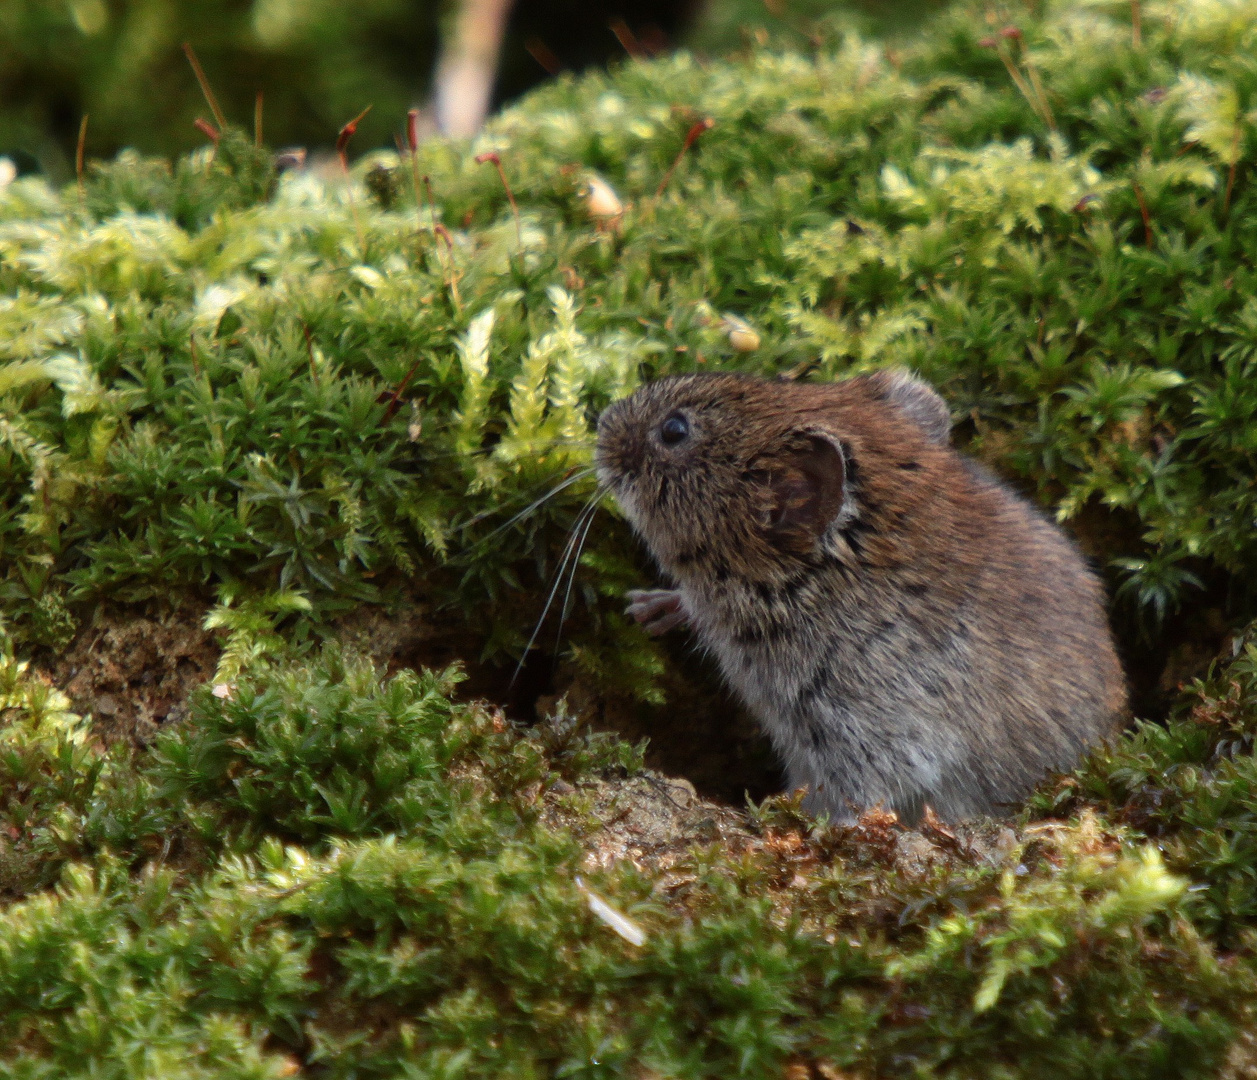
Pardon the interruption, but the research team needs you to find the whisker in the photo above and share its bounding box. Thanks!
[509,495,602,689]
[405,437,595,472]
[412,436,593,455]
[552,498,600,663]
[463,467,596,546]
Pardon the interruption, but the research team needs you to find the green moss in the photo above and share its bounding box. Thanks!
[0,650,1248,1077]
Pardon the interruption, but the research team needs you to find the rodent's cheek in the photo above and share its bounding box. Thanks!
[609,488,673,561]
[607,483,644,530]
[593,460,619,492]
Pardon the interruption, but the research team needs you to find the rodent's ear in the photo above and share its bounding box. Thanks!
[761,433,847,553]
[868,369,951,445]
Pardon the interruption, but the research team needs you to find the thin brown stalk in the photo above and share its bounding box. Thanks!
[608,17,646,59]
[1132,182,1154,247]
[474,152,521,248]
[981,31,1055,131]
[656,118,714,198]
[423,176,440,232]
[996,49,1035,108]
[1224,122,1243,215]
[999,49,1053,129]
[406,110,428,258]
[407,109,422,156]
[194,118,220,144]
[336,106,372,252]
[254,92,264,147]
[525,37,562,74]
[432,224,463,310]
[380,360,423,422]
[421,174,456,297]
[76,115,88,201]
[182,44,228,130]
[1022,61,1057,130]
[1131,0,1142,47]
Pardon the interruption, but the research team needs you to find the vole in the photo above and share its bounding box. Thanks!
[595,369,1126,823]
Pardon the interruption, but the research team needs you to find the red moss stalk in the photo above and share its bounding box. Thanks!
[656,118,714,198]
[337,106,372,251]
[432,223,463,310]
[474,151,522,248]
[194,118,221,145]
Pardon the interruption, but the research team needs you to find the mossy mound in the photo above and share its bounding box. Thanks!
[5,0,1257,1073]
[1,648,1250,1077]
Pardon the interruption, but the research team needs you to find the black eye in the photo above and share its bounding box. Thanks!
[660,412,690,445]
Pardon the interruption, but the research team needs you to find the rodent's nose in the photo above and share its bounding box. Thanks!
[595,402,644,478]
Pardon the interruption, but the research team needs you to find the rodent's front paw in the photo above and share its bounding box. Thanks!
[625,589,689,636]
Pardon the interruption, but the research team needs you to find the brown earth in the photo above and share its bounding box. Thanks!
[45,604,221,747]
[540,769,1019,886]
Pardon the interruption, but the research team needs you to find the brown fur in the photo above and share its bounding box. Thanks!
[595,370,1126,822]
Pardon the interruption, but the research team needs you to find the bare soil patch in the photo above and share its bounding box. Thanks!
[44,604,220,747]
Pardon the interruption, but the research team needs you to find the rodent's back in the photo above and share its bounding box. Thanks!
[864,453,1125,815]
[596,370,1126,821]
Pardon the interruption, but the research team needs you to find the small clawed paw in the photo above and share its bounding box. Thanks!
[624,589,689,636]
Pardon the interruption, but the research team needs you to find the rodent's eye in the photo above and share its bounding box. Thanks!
[659,412,690,446]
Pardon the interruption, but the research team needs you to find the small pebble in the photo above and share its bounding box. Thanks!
[720,313,761,352]
[583,175,623,220]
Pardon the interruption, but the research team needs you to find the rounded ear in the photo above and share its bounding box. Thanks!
[868,368,951,445]
[759,432,847,553]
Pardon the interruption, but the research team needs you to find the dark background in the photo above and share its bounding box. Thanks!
[0,0,947,179]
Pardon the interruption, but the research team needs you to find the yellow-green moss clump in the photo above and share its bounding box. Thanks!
[5,0,1257,1074]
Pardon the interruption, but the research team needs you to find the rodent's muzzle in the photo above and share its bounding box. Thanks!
[594,400,645,488]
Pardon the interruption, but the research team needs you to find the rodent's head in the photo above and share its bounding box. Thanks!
[595,370,951,584]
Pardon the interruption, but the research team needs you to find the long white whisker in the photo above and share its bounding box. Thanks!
[465,468,595,544]
[473,468,593,529]
[509,495,602,688]
[553,500,601,659]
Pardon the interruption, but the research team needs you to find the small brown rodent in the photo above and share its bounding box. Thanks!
[595,369,1126,823]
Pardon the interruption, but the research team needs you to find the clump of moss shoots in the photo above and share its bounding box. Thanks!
[5,0,1257,1074]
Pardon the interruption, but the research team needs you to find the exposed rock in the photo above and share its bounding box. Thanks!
[542,771,754,880]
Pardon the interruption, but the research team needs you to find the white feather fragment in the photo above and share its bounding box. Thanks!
[575,876,646,946]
